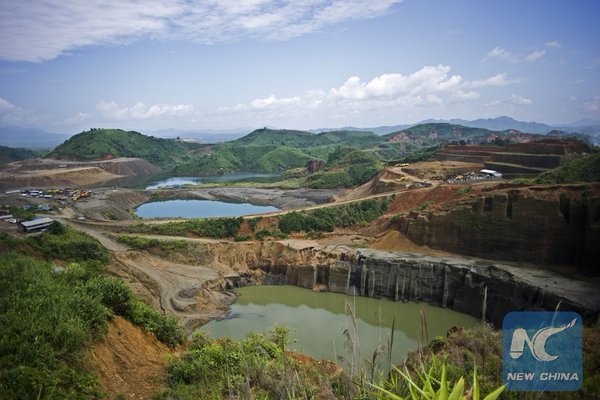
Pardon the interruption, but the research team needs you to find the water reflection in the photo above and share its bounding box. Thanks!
[202,285,479,365]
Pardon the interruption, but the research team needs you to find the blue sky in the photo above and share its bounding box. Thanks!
[0,0,599,134]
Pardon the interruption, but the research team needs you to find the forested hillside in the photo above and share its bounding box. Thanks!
[47,128,200,168]
[44,124,553,178]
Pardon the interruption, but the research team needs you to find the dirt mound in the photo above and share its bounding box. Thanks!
[369,230,451,256]
[387,185,462,214]
[0,166,121,189]
[0,157,160,190]
[402,161,483,180]
[87,316,173,399]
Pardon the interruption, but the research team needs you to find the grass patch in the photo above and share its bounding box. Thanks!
[412,201,432,212]
[0,224,185,398]
[125,217,243,238]
[278,197,391,234]
[160,326,347,399]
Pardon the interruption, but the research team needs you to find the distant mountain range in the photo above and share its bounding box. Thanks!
[1,116,599,149]
[311,116,600,136]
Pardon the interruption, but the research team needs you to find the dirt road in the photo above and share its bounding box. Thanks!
[55,214,235,332]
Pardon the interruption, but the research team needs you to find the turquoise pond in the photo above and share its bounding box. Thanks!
[135,199,278,218]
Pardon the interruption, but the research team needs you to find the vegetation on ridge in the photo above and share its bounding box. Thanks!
[534,152,600,184]
[0,144,42,167]
[306,146,383,188]
[47,128,199,168]
[0,225,184,398]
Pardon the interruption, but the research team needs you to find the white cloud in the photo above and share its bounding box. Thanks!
[525,50,546,62]
[485,93,532,107]
[469,73,519,88]
[96,100,195,120]
[0,97,15,110]
[250,95,301,109]
[584,96,600,112]
[64,112,90,125]
[329,65,464,101]
[509,94,532,105]
[0,97,39,125]
[485,46,549,63]
[484,47,512,61]
[545,40,561,48]
[215,65,480,121]
[0,0,402,62]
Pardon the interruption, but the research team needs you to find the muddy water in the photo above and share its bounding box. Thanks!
[201,285,479,366]
[135,199,278,218]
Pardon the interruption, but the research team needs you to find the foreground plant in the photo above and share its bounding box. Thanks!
[369,363,505,400]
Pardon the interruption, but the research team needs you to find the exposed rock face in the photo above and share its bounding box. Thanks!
[214,241,599,328]
[305,159,325,174]
[395,184,600,276]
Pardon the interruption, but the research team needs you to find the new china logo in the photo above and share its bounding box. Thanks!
[503,311,582,391]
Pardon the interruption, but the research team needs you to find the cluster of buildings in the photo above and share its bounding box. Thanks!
[1,187,92,234]
[444,169,503,184]
[0,207,55,233]
[13,188,91,202]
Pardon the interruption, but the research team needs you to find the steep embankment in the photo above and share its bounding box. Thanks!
[87,316,173,398]
[74,189,152,220]
[0,157,160,189]
[0,166,119,189]
[118,235,600,328]
[391,183,600,275]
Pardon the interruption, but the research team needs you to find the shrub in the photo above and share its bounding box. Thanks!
[456,186,472,195]
[278,197,391,234]
[125,217,243,239]
[254,228,271,241]
[128,298,184,347]
[84,276,133,316]
[0,253,106,398]
[234,234,252,241]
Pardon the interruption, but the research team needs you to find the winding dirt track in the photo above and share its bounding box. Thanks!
[55,216,234,332]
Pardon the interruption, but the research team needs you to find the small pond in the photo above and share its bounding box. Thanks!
[201,285,479,367]
[146,173,281,189]
[135,199,278,218]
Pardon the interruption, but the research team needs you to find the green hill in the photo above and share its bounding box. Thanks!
[233,128,384,148]
[233,128,314,146]
[43,124,554,182]
[171,144,318,175]
[0,145,42,167]
[306,147,383,188]
[535,152,600,184]
[46,128,199,168]
[384,123,495,141]
[250,147,314,172]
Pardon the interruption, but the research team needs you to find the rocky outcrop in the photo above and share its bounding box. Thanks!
[305,159,325,174]
[395,184,600,276]
[213,240,599,328]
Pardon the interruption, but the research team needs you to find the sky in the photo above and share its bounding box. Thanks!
[0,0,599,134]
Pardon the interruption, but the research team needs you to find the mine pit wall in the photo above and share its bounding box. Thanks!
[396,185,600,276]
[245,248,597,328]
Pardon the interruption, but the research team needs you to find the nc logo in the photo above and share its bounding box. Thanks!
[509,318,577,362]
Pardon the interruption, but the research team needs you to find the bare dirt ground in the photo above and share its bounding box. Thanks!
[401,160,483,180]
[369,230,453,256]
[0,166,122,189]
[86,316,173,399]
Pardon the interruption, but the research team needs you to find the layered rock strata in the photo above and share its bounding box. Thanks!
[395,184,600,276]
[225,243,599,328]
